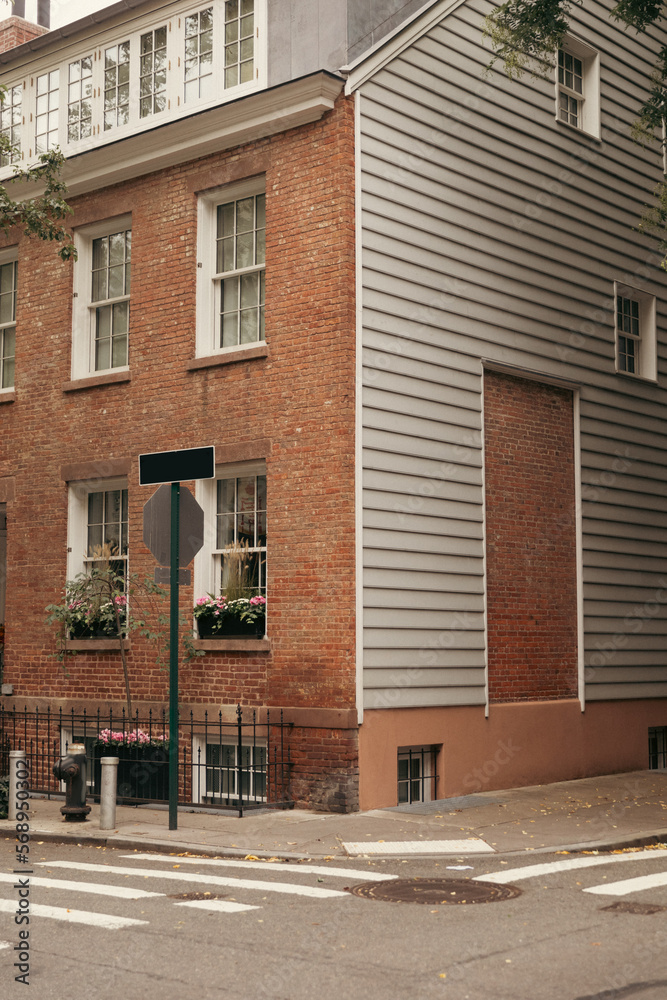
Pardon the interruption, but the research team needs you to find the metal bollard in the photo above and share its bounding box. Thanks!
[52,743,91,822]
[8,750,28,822]
[99,756,119,830]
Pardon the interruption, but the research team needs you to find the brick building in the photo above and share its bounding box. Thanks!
[1,0,667,812]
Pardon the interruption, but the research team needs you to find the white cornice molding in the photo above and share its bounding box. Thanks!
[342,0,469,94]
[4,72,344,200]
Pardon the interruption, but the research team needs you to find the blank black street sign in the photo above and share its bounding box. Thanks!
[139,446,215,486]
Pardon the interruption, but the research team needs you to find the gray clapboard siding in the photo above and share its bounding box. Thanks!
[358,0,667,707]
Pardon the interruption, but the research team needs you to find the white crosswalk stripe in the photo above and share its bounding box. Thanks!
[174,899,259,913]
[0,897,148,930]
[0,871,163,900]
[38,860,351,899]
[584,871,667,896]
[121,853,398,881]
[474,849,667,885]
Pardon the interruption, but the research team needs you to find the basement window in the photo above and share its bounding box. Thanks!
[397,746,437,804]
[648,727,667,769]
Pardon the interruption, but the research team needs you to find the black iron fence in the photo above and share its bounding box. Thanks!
[0,704,293,816]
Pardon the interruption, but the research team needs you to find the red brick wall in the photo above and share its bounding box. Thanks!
[484,371,578,702]
[0,94,358,809]
[0,17,47,53]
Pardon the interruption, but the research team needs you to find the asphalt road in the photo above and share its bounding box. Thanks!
[3,837,667,999]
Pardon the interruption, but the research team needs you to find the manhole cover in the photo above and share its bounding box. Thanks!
[601,901,667,915]
[348,877,522,905]
[168,892,228,901]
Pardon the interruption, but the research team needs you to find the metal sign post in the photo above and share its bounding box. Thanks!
[140,446,214,832]
[168,482,180,832]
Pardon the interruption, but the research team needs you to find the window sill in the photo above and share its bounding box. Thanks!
[0,389,15,404]
[187,344,269,370]
[555,118,601,143]
[65,638,131,652]
[62,370,131,392]
[191,638,271,652]
[614,368,658,385]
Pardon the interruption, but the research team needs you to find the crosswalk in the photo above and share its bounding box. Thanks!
[475,848,667,899]
[0,853,394,932]
[4,848,667,934]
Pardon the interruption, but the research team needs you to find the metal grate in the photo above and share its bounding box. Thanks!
[648,726,667,769]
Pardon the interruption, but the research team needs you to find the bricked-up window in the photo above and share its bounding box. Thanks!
[140,26,168,118]
[614,281,656,381]
[67,478,129,590]
[0,257,17,390]
[216,192,265,348]
[91,229,131,371]
[68,57,93,142]
[35,69,59,153]
[104,41,131,131]
[0,85,22,165]
[555,37,600,139]
[196,178,265,357]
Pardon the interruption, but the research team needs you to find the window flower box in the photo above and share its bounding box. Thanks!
[194,594,266,640]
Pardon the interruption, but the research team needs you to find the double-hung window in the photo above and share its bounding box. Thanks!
[195,462,267,608]
[196,179,265,357]
[72,217,131,380]
[68,479,129,590]
[555,37,600,139]
[614,282,657,381]
[0,254,17,391]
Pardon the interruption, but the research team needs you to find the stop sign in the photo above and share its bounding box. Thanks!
[143,484,205,568]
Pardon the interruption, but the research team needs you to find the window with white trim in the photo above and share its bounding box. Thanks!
[556,37,600,139]
[104,41,131,131]
[67,57,93,143]
[195,462,266,603]
[140,26,168,118]
[0,253,17,390]
[71,216,131,380]
[196,178,265,357]
[0,85,22,165]
[192,735,267,803]
[0,0,265,174]
[614,281,657,381]
[35,69,59,153]
[68,479,129,589]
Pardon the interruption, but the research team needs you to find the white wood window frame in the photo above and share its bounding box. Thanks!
[614,280,657,382]
[0,0,266,175]
[0,247,18,395]
[67,476,129,583]
[194,459,266,602]
[191,734,267,803]
[195,176,265,358]
[71,214,132,381]
[555,35,600,140]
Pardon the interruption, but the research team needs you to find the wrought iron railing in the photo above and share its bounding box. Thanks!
[0,704,293,817]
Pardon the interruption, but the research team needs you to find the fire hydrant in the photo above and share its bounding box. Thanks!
[52,743,91,822]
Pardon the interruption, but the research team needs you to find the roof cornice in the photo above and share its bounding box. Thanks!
[4,71,344,200]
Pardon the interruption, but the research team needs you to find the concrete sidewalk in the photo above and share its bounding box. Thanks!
[3,770,667,860]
